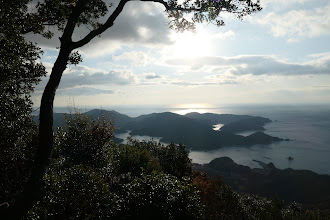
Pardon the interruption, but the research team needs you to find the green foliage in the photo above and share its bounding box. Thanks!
[28,111,202,219]
[0,0,47,206]
[68,51,83,65]
[155,142,192,178]
[167,0,262,32]
[53,111,115,173]
[36,0,109,32]
[193,172,330,220]
[125,139,193,178]
[0,0,46,147]
[29,165,119,219]
[118,145,153,176]
[117,172,203,220]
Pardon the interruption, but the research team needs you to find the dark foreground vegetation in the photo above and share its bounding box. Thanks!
[2,111,330,219]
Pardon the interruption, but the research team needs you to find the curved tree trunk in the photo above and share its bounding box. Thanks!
[2,48,72,220]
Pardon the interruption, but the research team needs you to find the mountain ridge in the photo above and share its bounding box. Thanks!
[33,109,286,150]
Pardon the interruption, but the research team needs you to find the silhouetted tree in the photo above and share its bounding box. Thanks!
[1,0,262,218]
[0,0,47,212]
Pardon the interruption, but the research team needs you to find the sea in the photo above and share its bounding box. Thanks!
[54,104,330,175]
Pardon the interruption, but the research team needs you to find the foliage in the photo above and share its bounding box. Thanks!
[36,0,109,32]
[29,165,119,219]
[125,139,193,178]
[193,172,330,220]
[166,0,262,32]
[27,111,201,219]
[118,144,155,176]
[116,172,203,220]
[0,0,47,206]
[54,111,114,169]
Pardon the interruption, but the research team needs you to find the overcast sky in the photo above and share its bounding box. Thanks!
[31,0,330,110]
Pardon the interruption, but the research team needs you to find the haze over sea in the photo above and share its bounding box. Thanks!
[54,104,330,175]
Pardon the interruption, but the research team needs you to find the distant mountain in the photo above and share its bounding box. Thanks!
[125,112,229,148]
[221,117,271,133]
[194,157,330,207]
[185,112,255,125]
[33,109,285,150]
[33,109,134,132]
[84,109,133,130]
[185,112,271,132]
[120,112,284,150]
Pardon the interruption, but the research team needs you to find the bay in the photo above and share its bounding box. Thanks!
[58,104,330,175]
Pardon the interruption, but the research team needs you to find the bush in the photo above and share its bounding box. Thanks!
[125,139,192,178]
[29,165,119,219]
[115,172,203,220]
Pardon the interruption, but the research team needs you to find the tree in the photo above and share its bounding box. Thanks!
[117,171,203,220]
[0,0,47,212]
[1,0,262,218]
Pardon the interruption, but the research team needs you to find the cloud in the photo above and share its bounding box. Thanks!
[158,74,242,87]
[261,0,313,8]
[212,30,236,40]
[205,74,240,84]
[163,80,212,87]
[113,51,154,66]
[165,54,330,76]
[25,1,173,57]
[257,3,330,40]
[144,73,162,79]
[35,64,138,92]
[104,2,172,45]
[57,87,117,96]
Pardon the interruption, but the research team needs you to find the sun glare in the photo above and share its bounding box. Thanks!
[173,103,212,115]
[170,31,212,58]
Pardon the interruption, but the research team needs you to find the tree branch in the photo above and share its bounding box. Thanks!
[72,0,129,49]
[61,0,89,46]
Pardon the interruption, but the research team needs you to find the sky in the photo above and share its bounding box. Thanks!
[30,0,330,110]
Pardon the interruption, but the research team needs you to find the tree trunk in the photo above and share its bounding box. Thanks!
[2,48,71,220]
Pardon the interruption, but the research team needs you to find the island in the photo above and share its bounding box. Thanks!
[33,109,287,151]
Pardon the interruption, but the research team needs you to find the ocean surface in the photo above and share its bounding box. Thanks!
[55,104,330,175]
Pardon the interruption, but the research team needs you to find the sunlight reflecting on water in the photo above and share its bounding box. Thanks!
[212,124,224,131]
[173,108,209,115]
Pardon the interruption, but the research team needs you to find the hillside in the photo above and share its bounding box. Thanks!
[194,157,330,207]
